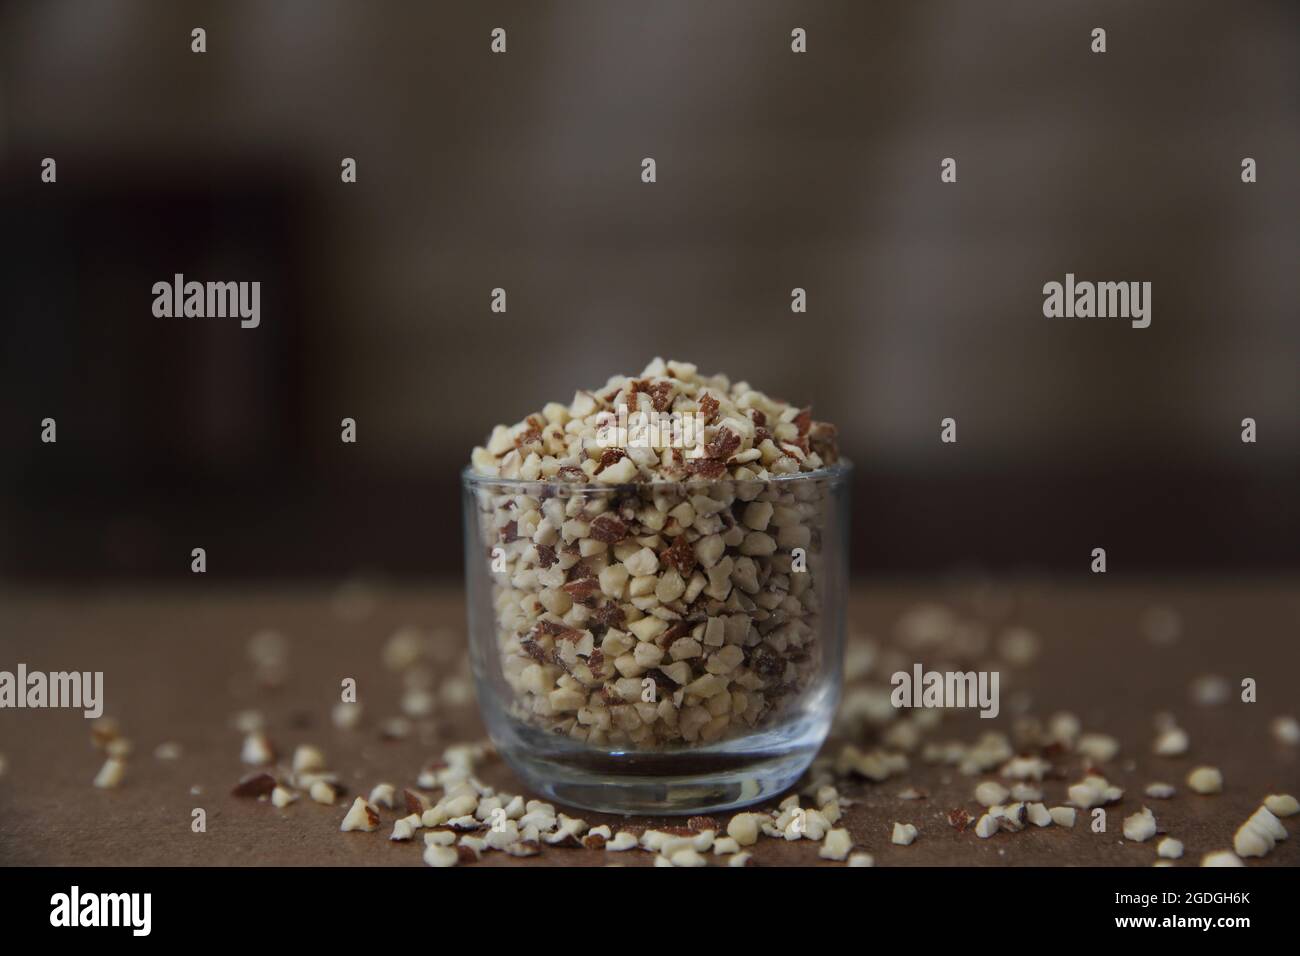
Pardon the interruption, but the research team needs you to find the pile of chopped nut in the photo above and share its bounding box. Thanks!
[467,358,843,747]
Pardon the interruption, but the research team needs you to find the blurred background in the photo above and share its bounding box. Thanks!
[1,0,1297,583]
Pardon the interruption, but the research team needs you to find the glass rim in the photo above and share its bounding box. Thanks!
[461,457,853,493]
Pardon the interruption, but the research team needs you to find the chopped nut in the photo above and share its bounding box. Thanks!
[606,831,639,852]
[423,844,459,868]
[1049,806,1077,828]
[1187,766,1223,795]
[1077,733,1119,763]
[93,757,126,789]
[1200,850,1244,867]
[1157,837,1184,859]
[1263,793,1298,817]
[1272,716,1300,746]
[271,785,298,808]
[1233,806,1286,858]
[231,772,277,798]
[974,813,999,838]
[331,701,363,730]
[668,847,707,867]
[847,852,875,867]
[712,836,740,855]
[153,742,183,760]
[1025,803,1053,827]
[424,830,456,847]
[1153,726,1189,756]
[340,796,381,832]
[891,822,918,846]
[974,781,1009,807]
[1144,782,1176,799]
[292,745,326,775]
[240,731,275,766]
[390,814,421,841]
[727,851,753,867]
[309,780,337,805]
[819,828,853,861]
[727,812,762,847]
[368,783,396,809]
[1190,674,1230,706]
[1122,807,1158,843]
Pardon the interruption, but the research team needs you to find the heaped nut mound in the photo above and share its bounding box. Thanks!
[468,359,842,749]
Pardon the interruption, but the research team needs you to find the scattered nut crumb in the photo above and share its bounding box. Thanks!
[891,822,918,846]
[240,731,275,766]
[1153,726,1189,756]
[368,783,396,809]
[93,757,126,789]
[1272,716,1300,746]
[153,742,182,760]
[819,828,853,860]
[1049,806,1076,828]
[309,780,337,805]
[1200,850,1244,867]
[340,796,381,832]
[271,785,298,808]
[232,772,277,798]
[1144,782,1176,799]
[423,844,459,867]
[1157,837,1183,859]
[847,852,875,867]
[1187,766,1223,795]
[1122,807,1158,843]
[1263,793,1298,817]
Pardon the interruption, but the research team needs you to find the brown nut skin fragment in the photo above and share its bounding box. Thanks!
[232,772,277,798]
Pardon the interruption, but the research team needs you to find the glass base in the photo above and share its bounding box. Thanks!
[492,718,827,816]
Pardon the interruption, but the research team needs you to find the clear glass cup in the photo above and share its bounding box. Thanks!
[462,461,851,814]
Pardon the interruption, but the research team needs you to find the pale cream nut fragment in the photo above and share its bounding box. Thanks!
[423,844,459,867]
[606,831,639,851]
[819,828,853,861]
[712,837,740,855]
[974,781,1009,807]
[1200,850,1244,867]
[1145,782,1176,799]
[1263,794,1298,817]
[974,813,999,838]
[271,786,298,808]
[668,847,708,867]
[154,742,183,760]
[292,745,326,775]
[1233,806,1286,858]
[1122,807,1157,842]
[368,783,396,809]
[727,812,762,846]
[106,738,133,758]
[728,852,752,867]
[340,796,381,832]
[240,731,274,766]
[1153,726,1189,756]
[1157,837,1184,859]
[390,814,421,841]
[1049,807,1077,828]
[891,822,918,846]
[309,780,337,805]
[424,830,456,847]
[1068,774,1123,808]
[1272,715,1300,746]
[1077,733,1119,763]
[847,852,874,867]
[1025,803,1053,827]
[1187,766,1223,795]
[332,701,363,730]
[93,757,126,789]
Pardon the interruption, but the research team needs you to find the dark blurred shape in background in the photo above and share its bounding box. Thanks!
[1,0,1297,582]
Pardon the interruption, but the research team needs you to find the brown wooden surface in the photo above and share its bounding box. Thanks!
[0,582,1296,866]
